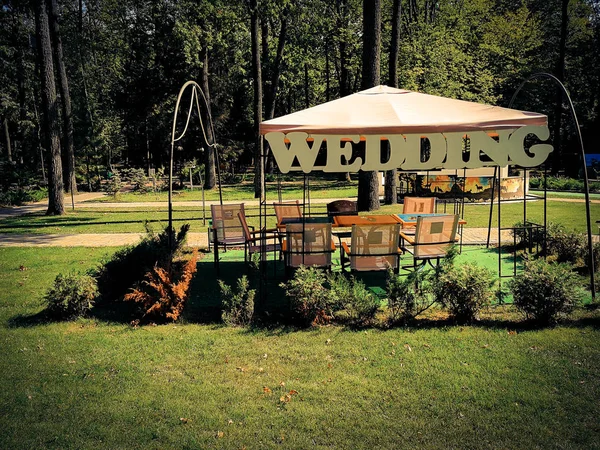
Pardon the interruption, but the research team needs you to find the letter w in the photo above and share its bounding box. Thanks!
[265,132,323,173]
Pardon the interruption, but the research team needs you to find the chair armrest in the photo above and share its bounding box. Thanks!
[341,241,351,256]
[399,232,416,245]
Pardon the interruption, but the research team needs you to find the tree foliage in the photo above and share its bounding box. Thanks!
[1,0,599,191]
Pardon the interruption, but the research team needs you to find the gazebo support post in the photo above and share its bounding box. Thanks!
[509,72,595,300]
[486,166,497,248]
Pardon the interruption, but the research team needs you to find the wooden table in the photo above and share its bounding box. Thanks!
[333,214,402,227]
[395,213,467,227]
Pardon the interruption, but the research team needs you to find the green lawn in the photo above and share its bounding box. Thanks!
[1,199,597,236]
[1,247,599,449]
[530,190,600,200]
[94,178,360,203]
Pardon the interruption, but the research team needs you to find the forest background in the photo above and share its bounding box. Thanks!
[1,0,599,209]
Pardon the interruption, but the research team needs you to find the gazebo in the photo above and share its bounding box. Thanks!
[253,85,557,296]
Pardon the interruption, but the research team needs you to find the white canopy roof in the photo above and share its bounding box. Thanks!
[260,85,547,135]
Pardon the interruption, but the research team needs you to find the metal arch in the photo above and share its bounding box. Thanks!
[509,72,595,300]
[168,80,222,251]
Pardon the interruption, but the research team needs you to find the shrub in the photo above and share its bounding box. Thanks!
[545,224,586,266]
[104,169,123,197]
[510,258,583,325]
[328,273,379,327]
[219,276,255,326]
[44,272,98,319]
[432,262,495,323]
[94,225,189,302]
[280,266,332,327]
[511,221,546,250]
[124,249,198,324]
[386,269,433,324]
[125,168,150,193]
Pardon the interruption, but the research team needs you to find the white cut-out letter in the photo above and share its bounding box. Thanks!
[265,132,324,173]
[322,134,362,172]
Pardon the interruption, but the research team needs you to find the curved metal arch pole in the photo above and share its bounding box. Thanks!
[169,80,221,251]
[509,72,595,299]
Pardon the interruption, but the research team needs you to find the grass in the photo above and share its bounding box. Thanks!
[1,247,600,448]
[93,178,360,203]
[530,189,600,200]
[1,198,598,236]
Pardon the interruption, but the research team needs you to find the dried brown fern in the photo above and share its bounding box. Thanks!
[124,249,198,323]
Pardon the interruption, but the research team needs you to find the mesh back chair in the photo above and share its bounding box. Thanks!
[238,211,281,264]
[341,224,402,273]
[283,223,335,276]
[403,197,436,214]
[273,200,303,231]
[400,214,459,269]
[210,203,246,273]
[326,200,358,218]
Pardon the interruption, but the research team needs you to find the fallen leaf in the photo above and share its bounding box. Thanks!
[18,265,27,271]
[258,367,264,373]
[404,344,412,352]
[216,431,224,438]
[279,381,285,387]
[289,390,299,395]
[180,417,190,424]
[236,367,245,373]
[326,339,331,345]
[227,419,233,425]
[423,344,431,348]
[263,386,272,394]
[508,330,517,335]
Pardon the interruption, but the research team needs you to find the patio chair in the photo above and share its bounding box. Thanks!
[238,211,281,264]
[273,200,303,232]
[282,222,335,276]
[326,200,358,218]
[399,214,459,269]
[210,203,246,273]
[341,223,402,273]
[402,197,436,214]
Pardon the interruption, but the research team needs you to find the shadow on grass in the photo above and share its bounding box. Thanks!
[8,310,53,328]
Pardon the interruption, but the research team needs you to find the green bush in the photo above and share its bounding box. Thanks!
[386,269,433,324]
[328,273,379,327]
[94,224,189,302]
[546,224,587,266]
[104,169,123,197]
[280,266,333,327]
[511,221,546,249]
[0,187,48,207]
[432,262,495,323]
[529,176,600,193]
[44,272,98,319]
[123,168,150,193]
[219,276,255,326]
[510,258,583,325]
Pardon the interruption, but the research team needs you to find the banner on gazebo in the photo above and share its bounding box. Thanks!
[265,126,552,173]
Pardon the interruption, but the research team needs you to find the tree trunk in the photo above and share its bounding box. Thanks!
[263,10,288,174]
[357,0,381,212]
[201,46,216,189]
[337,0,351,97]
[249,0,263,199]
[552,0,569,176]
[3,118,12,163]
[384,0,401,205]
[48,0,76,194]
[35,0,64,215]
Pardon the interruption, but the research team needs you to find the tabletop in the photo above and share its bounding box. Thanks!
[333,214,402,227]
[395,213,467,226]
